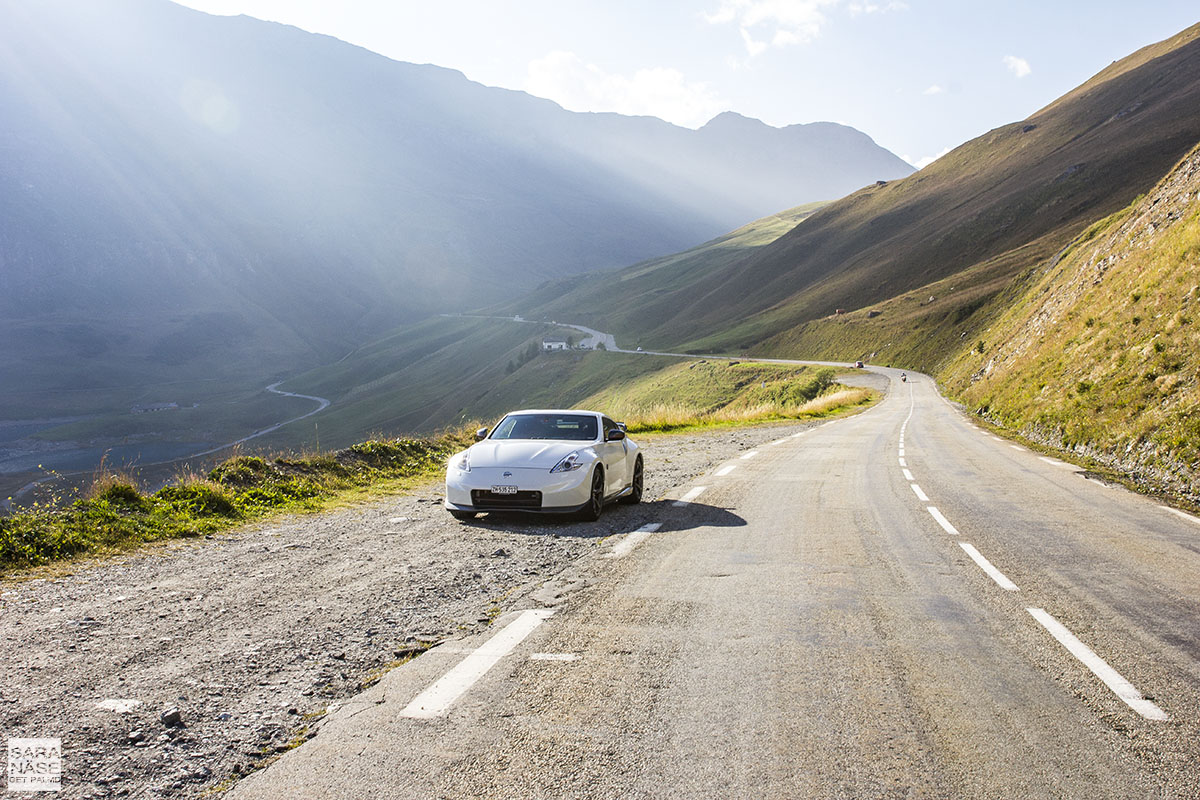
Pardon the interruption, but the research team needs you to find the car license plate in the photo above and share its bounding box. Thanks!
[491,485,518,495]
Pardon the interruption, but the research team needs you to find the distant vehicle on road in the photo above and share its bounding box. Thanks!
[445,410,643,522]
[636,346,644,352]
[854,360,864,368]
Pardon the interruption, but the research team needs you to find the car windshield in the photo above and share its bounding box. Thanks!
[490,413,598,441]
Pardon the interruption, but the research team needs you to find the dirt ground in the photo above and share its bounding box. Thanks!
[1,421,821,799]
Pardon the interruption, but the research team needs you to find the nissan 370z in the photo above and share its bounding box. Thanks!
[444,409,644,521]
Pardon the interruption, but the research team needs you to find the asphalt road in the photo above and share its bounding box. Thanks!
[230,369,1200,799]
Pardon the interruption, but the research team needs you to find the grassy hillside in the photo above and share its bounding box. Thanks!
[500,23,1200,361]
[491,203,825,345]
[247,311,870,452]
[938,144,1200,503]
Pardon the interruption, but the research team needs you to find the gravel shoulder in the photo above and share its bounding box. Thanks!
[1,419,827,799]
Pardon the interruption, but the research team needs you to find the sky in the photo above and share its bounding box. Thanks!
[172,0,1198,168]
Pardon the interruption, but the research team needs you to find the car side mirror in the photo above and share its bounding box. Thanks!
[617,421,627,431]
[474,427,489,441]
[607,428,626,441]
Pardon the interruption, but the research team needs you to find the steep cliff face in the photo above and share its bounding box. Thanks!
[944,144,1200,502]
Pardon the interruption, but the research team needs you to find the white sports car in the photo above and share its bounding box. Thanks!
[444,409,643,521]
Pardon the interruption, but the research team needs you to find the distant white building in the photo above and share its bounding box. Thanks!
[131,402,178,414]
[542,337,569,351]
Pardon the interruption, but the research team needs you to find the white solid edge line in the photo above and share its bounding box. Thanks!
[926,506,959,536]
[1010,445,1025,451]
[715,464,737,477]
[910,483,929,502]
[957,542,1019,591]
[400,608,555,719]
[1038,457,1071,468]
[1161,506,1200,527]
[672,486,707,507]
[1026,608,1169,721]
[740,450,759,460]
[902,468,915,481]
[609,522,662,558]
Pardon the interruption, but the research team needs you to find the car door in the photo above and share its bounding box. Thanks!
[599,415,628,496]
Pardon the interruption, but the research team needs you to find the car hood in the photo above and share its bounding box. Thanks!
[468,440,594,469]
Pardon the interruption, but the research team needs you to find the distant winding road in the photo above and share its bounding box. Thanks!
[181,382,331,460]
[4,382,330,508]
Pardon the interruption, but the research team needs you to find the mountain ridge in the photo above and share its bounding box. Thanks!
[0,0,911,416]
[496,21,1200,360]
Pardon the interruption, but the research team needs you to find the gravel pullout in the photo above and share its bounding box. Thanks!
[0,420,824,799]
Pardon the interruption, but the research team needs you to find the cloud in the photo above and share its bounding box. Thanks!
[907,146,953,169]
[705,0,908,55]
[848,1,909,14]
[1003,55,1032,78]
[704,0,841,54]
[740,27,769,57]
[524,51,724,129]
[922,84,945,95]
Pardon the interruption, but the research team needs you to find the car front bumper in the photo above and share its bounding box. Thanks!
[445,465,593,513]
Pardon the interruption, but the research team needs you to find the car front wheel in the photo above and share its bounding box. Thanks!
[449,509,477,521]
[578,467,605,521]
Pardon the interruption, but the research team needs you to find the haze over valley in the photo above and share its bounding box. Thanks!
[1,0,916,495]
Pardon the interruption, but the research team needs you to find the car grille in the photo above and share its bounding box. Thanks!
[470,489,543,509]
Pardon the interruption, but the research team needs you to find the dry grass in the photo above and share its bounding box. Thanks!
[623,387,874,434]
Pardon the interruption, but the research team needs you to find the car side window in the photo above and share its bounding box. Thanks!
[602,417,618,440]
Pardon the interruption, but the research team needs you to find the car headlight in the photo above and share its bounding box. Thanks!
[550,451,585,473]
[451,450,471,473]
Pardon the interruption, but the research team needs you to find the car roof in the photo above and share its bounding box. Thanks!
[504,409,604,417]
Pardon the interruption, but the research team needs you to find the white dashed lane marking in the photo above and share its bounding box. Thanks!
[1027,608,1169,721]
[899,379,1169,723]
[926,506,960,536]
[400,609,555,719]
[740,451,759,460]
[672,486,707,507]
[715,465,737,477]
[609,523,662,559]
[1038,457,1073,468]
[957,542,1019,592]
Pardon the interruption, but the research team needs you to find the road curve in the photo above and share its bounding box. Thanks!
[180,382,331,460]
[230,368,1200,799]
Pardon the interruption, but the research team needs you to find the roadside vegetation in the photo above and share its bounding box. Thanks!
[580,360,875,433]
[939,147,1200,504]
[0,436,468,574]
